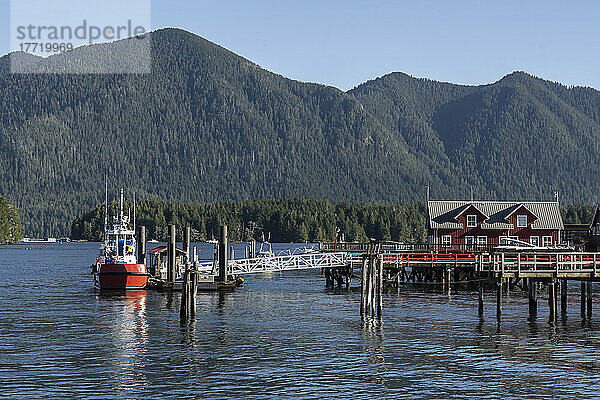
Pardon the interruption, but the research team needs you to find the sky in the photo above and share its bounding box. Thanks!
[1,0,599,90]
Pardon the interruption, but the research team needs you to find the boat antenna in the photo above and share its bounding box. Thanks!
[104,176,108,240]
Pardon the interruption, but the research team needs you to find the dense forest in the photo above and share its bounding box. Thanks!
[1,28,600,237]
[70,198,427,243]
[0,196,23,243]
[71,199,594,243]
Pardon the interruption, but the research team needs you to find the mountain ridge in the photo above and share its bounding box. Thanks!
[0,28,598,236]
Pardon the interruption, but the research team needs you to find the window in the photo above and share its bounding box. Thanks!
[516,215,527,228]
[441,235,451,247]
[542,236,552,247]
[466,215,477,227]
[477,236,487,246]
[530,236,539,246]
[465,236,475,250]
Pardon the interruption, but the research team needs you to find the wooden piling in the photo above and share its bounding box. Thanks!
[190,262,198,319]
[548,280,556,325]
[581,280,587,319]
[137,226,146,265]
[183,226,191,260]
[360,257,367,315]
[218,225,228,282]
[478,280,484,317]
[377,256,383,317]
[528,280,537,319]
[180,266,189,322]
[168,224,176,283]
[560,279,567,313]
[367,258,374,315]
[446,268,451,297]
[496,280,503,322]
[587,280,592,319]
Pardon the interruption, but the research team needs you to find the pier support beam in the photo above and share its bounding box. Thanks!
[446,268,452,297]
[560,279,567,314]
[528,280,537,320]
[137,226,146,265]
[548,280,556,325]
[587,280,593,319]
[183,226,191,261]
[377,256,383,317]
[478,280,484,317]
[581,281,587,319]
[360,258,367,315]
[496,280,503,322]
[167,224,176,283]
[218,225,228,282]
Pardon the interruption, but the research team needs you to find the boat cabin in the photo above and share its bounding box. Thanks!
[147,245,187,279]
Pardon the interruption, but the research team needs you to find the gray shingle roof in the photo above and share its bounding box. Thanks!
[428,201,564,230]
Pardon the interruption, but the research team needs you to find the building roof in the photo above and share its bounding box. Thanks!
[428,201,564,230]
[149,245,186,254]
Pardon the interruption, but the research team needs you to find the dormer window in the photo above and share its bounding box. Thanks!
[466,215,477,227]
[516,215,527,228]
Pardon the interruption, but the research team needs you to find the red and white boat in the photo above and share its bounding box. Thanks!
[92,189,148,290]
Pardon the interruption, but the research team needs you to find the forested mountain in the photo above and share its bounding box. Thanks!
[0,28,599,237]
[349,72,600,202]
[0,196,23,243]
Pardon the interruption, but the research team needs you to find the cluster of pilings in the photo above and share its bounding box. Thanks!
[480,278,594,325]
[324,266,352,289]
[360,253,384,317]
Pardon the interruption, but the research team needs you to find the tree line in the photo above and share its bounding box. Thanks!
[70,198,596,243]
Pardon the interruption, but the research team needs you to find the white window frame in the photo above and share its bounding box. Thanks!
[542,236,552,247]
[466,215,477,228]
[516,214,527,228]
[477,236,487,246]
[441,235,452,247]
[530,236,540,246]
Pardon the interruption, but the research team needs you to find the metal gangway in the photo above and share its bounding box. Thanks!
[195,252,348,275]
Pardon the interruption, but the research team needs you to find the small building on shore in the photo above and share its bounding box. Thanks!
[427,201,564,251]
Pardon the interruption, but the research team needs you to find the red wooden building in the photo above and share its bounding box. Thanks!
[427,201,564,250]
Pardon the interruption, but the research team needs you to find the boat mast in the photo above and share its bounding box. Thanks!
[104,177,108,240]
[133,192,136,231]
[120,188,124,223]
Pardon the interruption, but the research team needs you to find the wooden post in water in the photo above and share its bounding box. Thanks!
[367,257,374,316]
[190,261,198,319]
[180,264,189,322]
[183,226,191,261]
[548,280,556,325]
[560,279,567,313]
[446,268,452,297]
[137,226,146,265]
[581,280,587,319]
[587,280,593,319]
[496,279,503,322]
[360,257,367,315]
[528,280,537,319]
[218,225,228,282]
[168,224,176,283]
[377,255,383,317]
[478,280,484,317]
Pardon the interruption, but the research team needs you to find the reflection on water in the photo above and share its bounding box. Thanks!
[1,243,600,399]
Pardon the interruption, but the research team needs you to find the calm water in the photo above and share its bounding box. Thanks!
[1,243,600,399]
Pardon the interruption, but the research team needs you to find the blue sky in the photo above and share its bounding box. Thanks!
[2,0,599,90]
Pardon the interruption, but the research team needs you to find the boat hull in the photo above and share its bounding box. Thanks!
[96,263,148,290]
